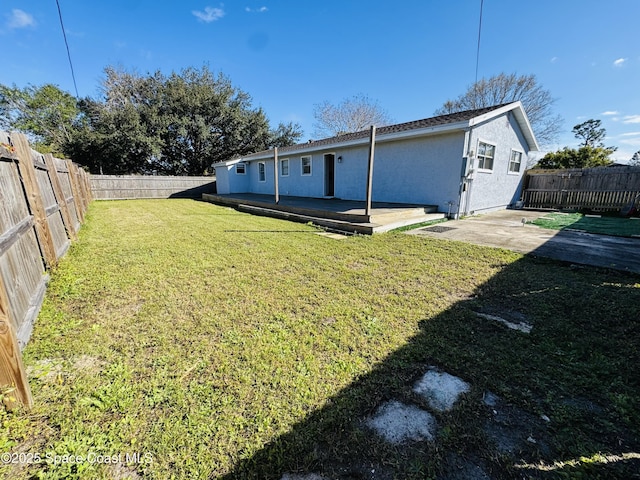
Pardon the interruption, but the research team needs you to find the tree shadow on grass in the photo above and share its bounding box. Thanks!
[220,255,640,480]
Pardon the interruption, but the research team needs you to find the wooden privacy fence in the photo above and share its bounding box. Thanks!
[0,131,90,409]
[522,166,640,212]
[90,174,216,200]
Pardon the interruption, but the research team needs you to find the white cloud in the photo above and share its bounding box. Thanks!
[7,9,36,29]
[192,6,225,23]
[620,132,640,137]
[613,57,627,67]
[550,56,558,63]
[623,115,640,124]
[620,137,640,147]
[601,111,619,116]
[245,6,268,13]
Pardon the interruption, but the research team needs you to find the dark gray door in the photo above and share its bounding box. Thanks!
[324,154,335,197]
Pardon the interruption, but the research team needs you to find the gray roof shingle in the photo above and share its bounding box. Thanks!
[242,104,511,160]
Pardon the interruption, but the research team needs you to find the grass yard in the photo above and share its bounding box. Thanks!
[1,199,639,479]
[530,212,640,237]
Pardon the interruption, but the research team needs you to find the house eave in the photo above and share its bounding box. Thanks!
[211,157,243,168]
[239,121,471,162]
[231,101,539,163]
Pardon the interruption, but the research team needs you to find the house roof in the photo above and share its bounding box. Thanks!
[213,101,538,167]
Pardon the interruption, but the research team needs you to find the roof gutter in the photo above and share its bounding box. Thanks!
[239,120,471,162]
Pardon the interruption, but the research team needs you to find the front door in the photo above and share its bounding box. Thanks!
[324,154,335,197]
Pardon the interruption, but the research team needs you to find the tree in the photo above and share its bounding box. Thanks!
[268,121,303,148]
[435,73,562,147]
[535,119,616,169]
[149,67,271,175]
[0,83,79,155]
[312,94,392,138]
[65,97,162,175]
[535,146,614,169]
[66,65,293,175]
[572,119,606,148]
[630,151,640,166]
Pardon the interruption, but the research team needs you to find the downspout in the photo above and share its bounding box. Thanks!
[457,126,475,218]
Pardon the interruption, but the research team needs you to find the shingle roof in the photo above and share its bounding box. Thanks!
[228,102,536,164]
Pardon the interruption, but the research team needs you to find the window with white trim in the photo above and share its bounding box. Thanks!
[258,162,266,182]
[477,141,495,171]
[301,156,312,175]
[280,158,289,176]
[235,163,246,175]
[508,150,522,173]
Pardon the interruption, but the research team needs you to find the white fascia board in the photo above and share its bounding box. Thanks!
[241,122,471,161]
[468,102,519,126]
[512,106,540,152]
[211,157,243,168]
[469,101,539,152]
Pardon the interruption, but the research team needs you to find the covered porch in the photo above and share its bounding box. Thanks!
[202,193,444,234]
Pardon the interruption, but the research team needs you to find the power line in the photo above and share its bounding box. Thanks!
[55,0,79,98]
[475,0,484,85]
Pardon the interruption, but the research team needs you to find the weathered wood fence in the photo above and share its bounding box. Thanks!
[90,175,215,200]
[522,166,640,212]
[0,132,90,409]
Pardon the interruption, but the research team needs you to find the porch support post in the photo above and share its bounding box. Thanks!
[365,125,376,217]
[273,147,279,204]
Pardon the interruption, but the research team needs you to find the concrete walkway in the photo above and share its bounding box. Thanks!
[408,209,640,274]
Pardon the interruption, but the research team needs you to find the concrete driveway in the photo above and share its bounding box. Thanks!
[407,209,640,275]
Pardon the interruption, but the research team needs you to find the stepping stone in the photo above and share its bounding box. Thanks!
[413,369,470,411]
[475,312,532,333]
[366,400,436,444]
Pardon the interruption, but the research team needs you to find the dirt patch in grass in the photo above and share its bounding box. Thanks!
[2,200,639,479]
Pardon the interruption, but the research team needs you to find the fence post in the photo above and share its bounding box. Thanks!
[76,167,90,211]
[80,169,93,202]
[0,275,33,410]
[43,154,77,241]
[12,133,58,268]
[66,160,85,223]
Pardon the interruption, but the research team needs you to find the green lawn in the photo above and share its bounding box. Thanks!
[530,212,640,237]
[1,199,639,479]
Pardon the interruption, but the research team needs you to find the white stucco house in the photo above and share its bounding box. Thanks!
[212,102,538,218]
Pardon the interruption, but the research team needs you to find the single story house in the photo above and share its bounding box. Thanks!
[213,102,539,218]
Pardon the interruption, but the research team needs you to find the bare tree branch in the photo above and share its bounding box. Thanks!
[312,94,393,138]
[435,73,563,147]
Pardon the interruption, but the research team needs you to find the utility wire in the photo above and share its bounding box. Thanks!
[55,0,79,98]
[475,0,484,85]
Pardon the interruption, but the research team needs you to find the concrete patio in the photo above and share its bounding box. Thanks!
[202,193,444,234]
[408,209,640,274]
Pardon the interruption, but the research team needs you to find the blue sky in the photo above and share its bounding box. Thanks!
[2,0,639,161]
